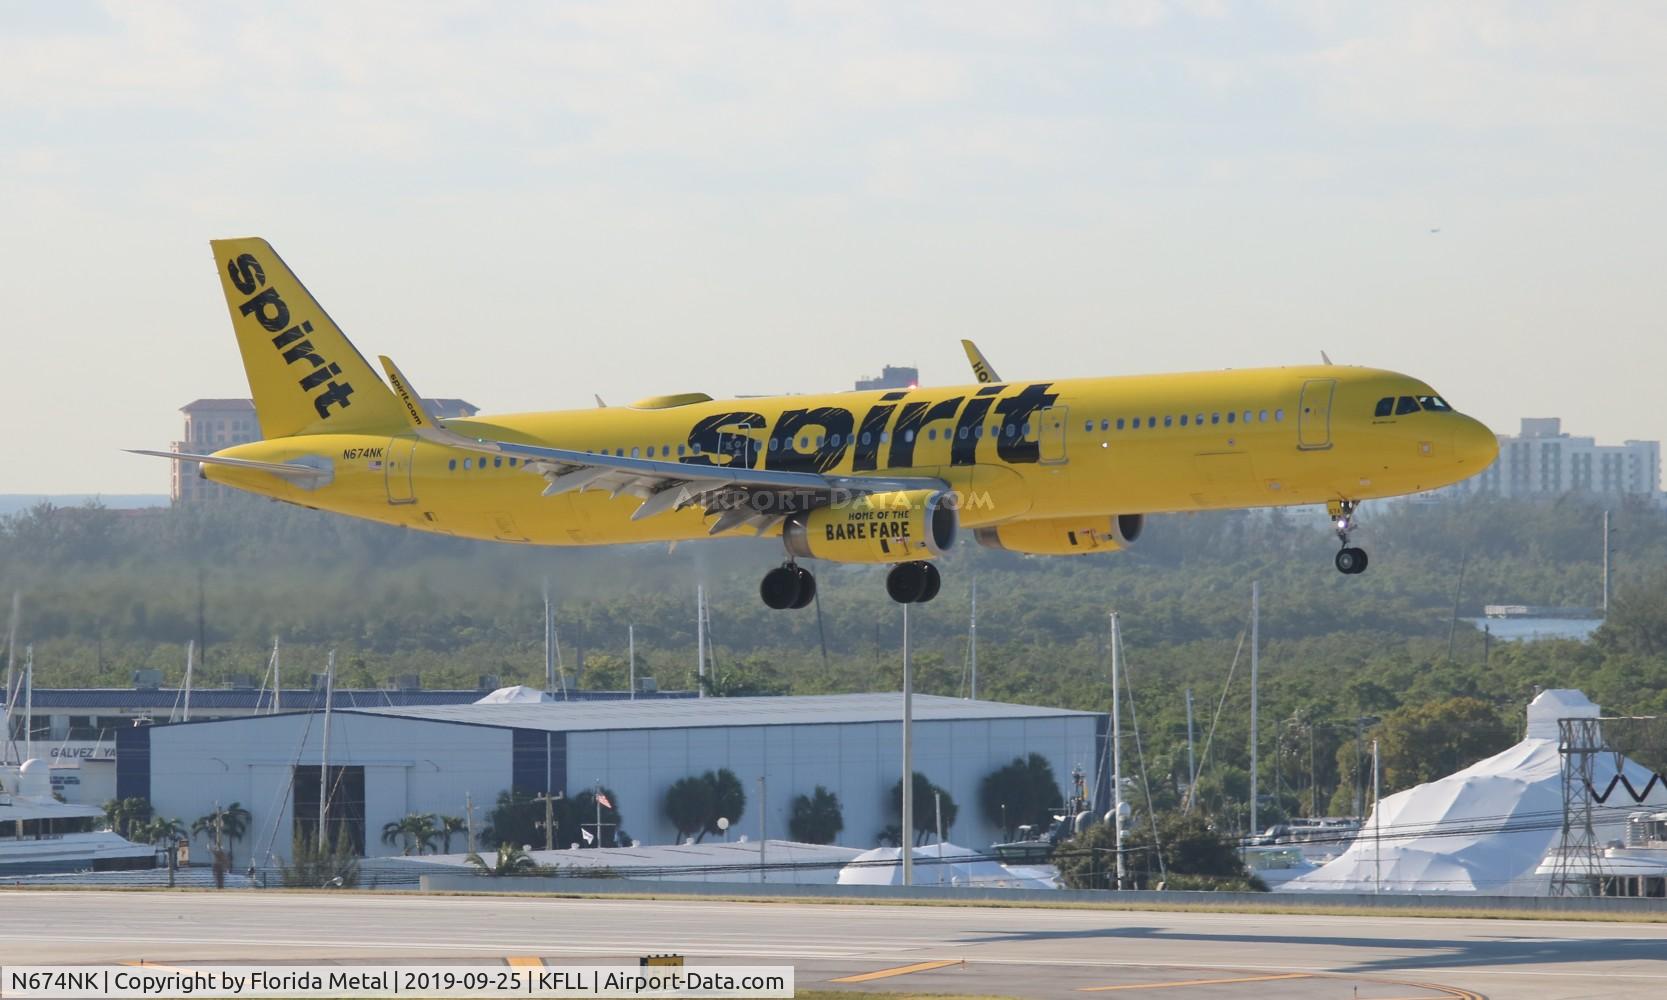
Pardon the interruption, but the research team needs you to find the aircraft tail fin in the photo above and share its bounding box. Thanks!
[210,238,407,438]
[961,339,1002,384]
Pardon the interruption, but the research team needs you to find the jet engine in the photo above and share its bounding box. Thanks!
[783,489,957,563]
[973,514,1144,556]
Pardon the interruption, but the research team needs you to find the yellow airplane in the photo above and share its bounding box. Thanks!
[135,238,1499,609]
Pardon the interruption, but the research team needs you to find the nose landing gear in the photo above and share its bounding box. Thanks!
[1330,500,1368,575]
[760,563,816,610]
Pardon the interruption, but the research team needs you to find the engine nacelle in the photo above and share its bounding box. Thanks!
[974,514,1144,556]
[783,489,957,564]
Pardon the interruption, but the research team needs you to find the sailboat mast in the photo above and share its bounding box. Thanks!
[968,579,978,701]
[319,649,335,847]
[1250,581,1260,839]
[182,640,195,723]
[1109,613,1124,889]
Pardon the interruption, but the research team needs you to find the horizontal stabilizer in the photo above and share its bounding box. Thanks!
[126,449,329,481]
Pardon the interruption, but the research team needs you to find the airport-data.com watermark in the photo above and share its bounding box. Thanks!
[2,965,794,998]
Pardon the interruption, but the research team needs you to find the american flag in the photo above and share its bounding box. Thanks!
[596,792,613,810]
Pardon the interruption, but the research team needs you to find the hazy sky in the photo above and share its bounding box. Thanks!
[4,1,1664,493]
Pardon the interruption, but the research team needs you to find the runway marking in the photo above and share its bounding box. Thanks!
[829,959,962,983]
[1080,972,1311,992]
[506,957,544,969]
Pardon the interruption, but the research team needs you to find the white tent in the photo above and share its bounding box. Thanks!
[473,685,554,704]
[837,842,1058,889]
[1283,689,1667,895]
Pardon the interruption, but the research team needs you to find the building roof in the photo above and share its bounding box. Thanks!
[349,692,1097,733]
[181,399,256,412]
[3,688,693,711]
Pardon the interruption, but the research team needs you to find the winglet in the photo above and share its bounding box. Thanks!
[378,355,437,430]
[961,339,1002,384]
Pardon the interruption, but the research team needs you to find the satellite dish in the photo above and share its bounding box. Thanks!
[717,817,730,831]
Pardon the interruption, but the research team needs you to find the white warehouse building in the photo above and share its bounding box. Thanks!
[123,694,1105,864]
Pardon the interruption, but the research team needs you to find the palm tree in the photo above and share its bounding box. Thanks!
[381,818,414,855]
[380,813,441,856]
[464,843,539,876]
[191,802,251,865]
[437,815,468,855]
[103,797,153,840]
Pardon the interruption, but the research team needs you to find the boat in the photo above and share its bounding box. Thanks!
[0,759,155,877]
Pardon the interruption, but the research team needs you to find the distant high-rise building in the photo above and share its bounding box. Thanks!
[169,396,478,504]
[1450,418,1660,499]
[854,365,918,392]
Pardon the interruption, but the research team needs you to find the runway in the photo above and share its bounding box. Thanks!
[4,890,1665,998]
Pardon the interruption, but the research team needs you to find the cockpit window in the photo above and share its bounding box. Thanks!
[1374,397,1393,418]
[1395,396,1420,415]
[1418,395,1451,412]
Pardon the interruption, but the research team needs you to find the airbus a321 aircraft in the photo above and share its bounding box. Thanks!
[136,238,1499,609]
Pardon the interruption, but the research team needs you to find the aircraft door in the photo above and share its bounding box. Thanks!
[385,438,417,504]
[1036,405,1069,465]
[1297,380,1336,451]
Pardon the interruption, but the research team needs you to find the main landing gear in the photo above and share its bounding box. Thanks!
[759,560,943,609]
[885,561,941,604]
[760,563,816,610]
[1330,500,1368,575]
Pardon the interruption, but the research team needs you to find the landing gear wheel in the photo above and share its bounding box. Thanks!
[761,565,806,610]
[885,561,941,604]
[918,562,942,603]
[1327,500,1367,575]
[788,564,816,609]
[1335,547,1368,575]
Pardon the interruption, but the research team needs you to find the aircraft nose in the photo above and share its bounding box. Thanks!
[1453,415,1499,472]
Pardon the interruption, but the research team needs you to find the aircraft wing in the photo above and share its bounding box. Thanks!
[379,357,946,534]
[961,339,1002,383]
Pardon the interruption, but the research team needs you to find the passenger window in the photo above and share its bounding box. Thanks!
[1116,418,1125,430]
[615,448,624,457]
[1375,397,1393,418]
[1147,416,1156,428]
[1164,415,1173,427]
[831,434,842,447]
[1274,409,1284,421]
[927,429,937,441]
[1023,422,1033,436]
[1179,415,1188,426]
[974,425,984,438]
[880,432,889,443]
[860,432,871,446]
[1259,409,1268,422]
[677,444,686,456]
[1196,413,1205,426]
[958,427,968,439]
[800,436,810,448]
[1100,419,1109,432]
[816,435,825,447]
[493,457,501,467]
[448,459,457,471]
[1226,412,1236,424]
[769,438,779,451]
[1244,410,1252,424]
[905,430,915,442]
[1396,396,1420,415]
[692,444,702,454]
[509,458,517,467]
[463,458,472,470]
[1085,420,1094,433]
[1211,413,1220,425]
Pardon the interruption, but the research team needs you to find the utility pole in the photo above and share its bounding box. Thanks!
[1353,716,1366,818]
[1184,687,1197,814]
[534,791,561,851]
[968,579,978,700]
[1603,510,1613,615]
[1109,612,1125,890]
[901,603,913,887]
[1249,581,1260,838]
